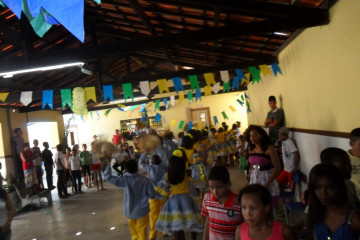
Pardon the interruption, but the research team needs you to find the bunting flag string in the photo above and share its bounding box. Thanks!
[157,79,169,94]
[118,104,126,111]
[172,77,184,93]
[104,109,113,117]
[204,72,216,86]
[20,91,32,106]
[60,89,72,109]
[103,85,114,102]
[235,69,247,81]
[85,87,96,103]
[139,81,151,96]
[189,75,200,90]
[248,66,261,83]
[42,90,53,109]
[240,73,251,85]
[195,88,201,102]
[0,92,9,102]
[123,83,134,102]
[272,63,282,76]
[259,64,272,76]
[246,100,252,113]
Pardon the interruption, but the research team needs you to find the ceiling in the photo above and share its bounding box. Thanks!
[0,0,335,112]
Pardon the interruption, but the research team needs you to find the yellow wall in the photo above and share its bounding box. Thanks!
[246,0,360,132]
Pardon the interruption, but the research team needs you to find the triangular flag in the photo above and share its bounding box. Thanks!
[103,85,114,102]
[118,104,126,111]
[235,69,246,80]
[123,83,134,102]
[232,76,240,90]
[42,90,53,109]
[213,116,218,125]
[90,112,93,119]
[187,90,193,103]
[240,73,251,85]
[155,99,160,111]
[154,113,162,122]
[163,115,168,124]
[223,81,230,92]
[139,81,151,96]
[259,64,272,76]
[163,98,168,109]
[212,82,220,94]
[272,63,283,76]
[246,100,252,113]
[0,92,9,102]
[229,105,236,112]
[220,70,230,83]
[189,75,200,90]
[20,91,33,106]
[170,95,175,106]
[241,94,245,101]
[179,93,184,103]
[195,88,201,102]
[245,93,250,99]
[178,120,185,130]
[104,109,113,117]
[197,120,204,130]
[85,87,96,103]
[204,86,212,96]
[237,99,244,106]
[204,72,216,86]
[248,66,261,83]
[96,111,100,120]
[61,89,72,109]
[187,121,193,132]
[157,79,169,94]
[172,77,184,93]
[222,111,228,120]
[170,119,176,127]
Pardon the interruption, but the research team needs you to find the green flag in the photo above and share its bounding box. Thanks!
[189,75,200,91]
[223,81,230,92]
[179,120,185,130]
[222,111,228,120]
[155,99,160,111]
[187,90,193,103]
[123,83,134,102]
[61,89,72,109]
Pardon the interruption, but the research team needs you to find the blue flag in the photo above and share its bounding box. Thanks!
[187,121,193,132]
[195,88,201,102]
[163,98,168,109]
[237,99,244,106]
[272,63,282,76]
[154,113,162,122]
[213,116,218,125]
[232,77,240,90]
[42,90,53,109]
[172,77,184,93]
[103,85,114,102]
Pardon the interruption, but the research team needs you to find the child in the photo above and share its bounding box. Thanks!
[54,144,70,198]
[113,145,129,176]
[104,159,156,240]
[234,184,296,240]
[201,166,242,240]
[41,142,54,189]
[307,164,360,240]
[90,143,104,191]
[155,149,203,240]
[80,144,92,188]
[347,128,360,192]
[276,127,300,189]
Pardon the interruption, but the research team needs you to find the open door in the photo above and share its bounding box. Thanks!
[189,107,211,128]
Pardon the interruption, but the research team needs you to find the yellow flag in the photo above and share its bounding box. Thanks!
[259,64,272,76]
[157,79,169,94]
[0,92,9,102]
[170,119,176,127]
[241,73,251,85]
[204,73,216,86]
[198,120,204,130]
[204,86,212,96]
[179,93,184,103]
[85,87,96,102]
[146,101,153,107]
[229,105,236,112]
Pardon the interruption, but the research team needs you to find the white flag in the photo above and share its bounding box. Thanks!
[20,91,33,106]
[170,95,175,107]
[139,81,150,96]
[212,82,220,94]
[220,70,230,83]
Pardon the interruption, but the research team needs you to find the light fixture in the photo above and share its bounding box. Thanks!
[80,63,93,75]
[182,66,193,70]
[274,32,288,36]
[0,62,84,78]
[110,96,148,104]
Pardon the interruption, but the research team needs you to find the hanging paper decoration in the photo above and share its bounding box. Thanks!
[104,109,113,117]
[157,79,169,94]
[170,119,176,128]
[178,120,185,130]
[240,73,251,85]
[117,104,126,111]
[232,77,240,90]
[130,105,139,111]
[248,66,261,83]
[222,111,228,120]
[237,99,244,106]
[20,91,32,106]
[189,75,200,90]
[163,98,169,109]
[96,111,100,120]
[212,82,220,94]
[90,112,93,119]
[85,87,96,103]
[229,105,236,112]
[246,100,252,113]
[2,0,21,18]
[245,93,250,99]
[272,63,282,76]
[103,85,114,102]
[223,81,230,92]
[213,116,218,125]
[123,83,134,102]
[60,89,72,109]
[72,87,87,116]
[195,88,201,102]
[187,121,193,132]
[259,64,272,76]
[154,113,162,122]
[155,99,160,111]
[179,93,184,103]
[0,92,9,102]
[220,70,230,83]
[204,86,212,96]
[172,77,184,93]
[241,94,245,101]
[170,95,175,107]
[187,90,193,103]
[139,103,149,124]
[163,115,168,124]
[197,120,204,130]
[235,69,247,80]
[204,73,216,86]
[139,81,151,96]
[42,90,53,109]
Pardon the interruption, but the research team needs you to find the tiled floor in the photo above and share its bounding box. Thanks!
[10,166,247,240]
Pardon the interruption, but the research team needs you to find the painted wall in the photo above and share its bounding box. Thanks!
[246,0,360,132]
[64,91,249,146]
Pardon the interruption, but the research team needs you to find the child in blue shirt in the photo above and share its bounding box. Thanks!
[104,159,156,240]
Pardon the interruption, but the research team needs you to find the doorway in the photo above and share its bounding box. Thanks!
[27,122,60,150]
[189,107,211,128]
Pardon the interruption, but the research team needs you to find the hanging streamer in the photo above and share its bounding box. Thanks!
[246,100,252,113]
[195,88,201,102]
[204,72,216,86]
[172,77,184,93]
[248,66,261,83]
[85,87,96,103]
[123,83,134,102]
[189,75,200,90]
[213,116,218,125]
[104,109,113,117]
[139,81,151,96]
[103,85,114,102]
[117,104,126,111]
[42,90,53,109]
[60,89,72,109]
[241,73,251,85]
[259,64,272,76]
[272,63,282,76]
[157,79,169,93]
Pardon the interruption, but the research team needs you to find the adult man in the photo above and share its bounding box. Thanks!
[264,95,284,143]
[112,129,121,146]
[12,128,24,180]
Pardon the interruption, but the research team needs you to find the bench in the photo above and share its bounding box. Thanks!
[14,182,53,207]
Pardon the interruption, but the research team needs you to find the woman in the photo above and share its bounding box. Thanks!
[0,187,15,240]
